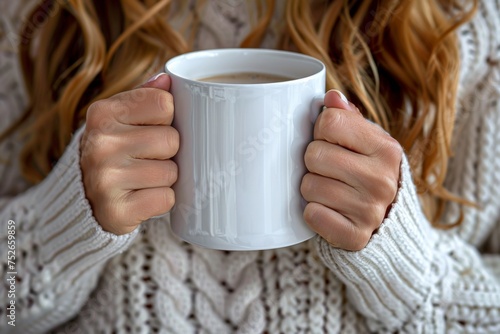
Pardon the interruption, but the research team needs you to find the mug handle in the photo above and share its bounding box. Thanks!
[309,95,325,123]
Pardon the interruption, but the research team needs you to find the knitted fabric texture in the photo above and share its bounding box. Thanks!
[1,0,500,333]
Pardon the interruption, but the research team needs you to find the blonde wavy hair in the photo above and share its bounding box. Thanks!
[2,0,477,227]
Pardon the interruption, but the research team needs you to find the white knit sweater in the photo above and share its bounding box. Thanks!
[1,1,500,333]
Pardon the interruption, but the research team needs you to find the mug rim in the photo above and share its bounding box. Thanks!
[165,48,326,87]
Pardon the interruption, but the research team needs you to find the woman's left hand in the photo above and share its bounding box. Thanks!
[300,90,403,251]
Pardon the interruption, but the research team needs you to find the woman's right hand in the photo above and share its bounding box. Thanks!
[80,73,179,235]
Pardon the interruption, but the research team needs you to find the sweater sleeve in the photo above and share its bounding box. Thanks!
[0,127,139,334]
[314,155,500,333]
[315,1,500,331]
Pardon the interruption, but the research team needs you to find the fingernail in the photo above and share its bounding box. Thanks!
[331,89,349,104]
[147,72,166,83]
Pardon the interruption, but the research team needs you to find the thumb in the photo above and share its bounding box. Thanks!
[324,89,355,111]
[140,72,171,91]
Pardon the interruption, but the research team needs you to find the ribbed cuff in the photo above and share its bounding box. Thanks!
[315,155,438,330]
[30,127,139,287]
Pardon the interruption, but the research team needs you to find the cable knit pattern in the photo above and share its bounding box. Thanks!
[1,0,500,333]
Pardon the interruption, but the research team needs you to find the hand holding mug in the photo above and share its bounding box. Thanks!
[80,74,179,235]
[301,90,403,251]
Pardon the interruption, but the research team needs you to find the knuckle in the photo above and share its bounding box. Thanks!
[97,115,118,134]
[318,109,345,133]
[361,193,387,223]
[110,99,133,122]
[86,101,107,127]
[370,172,398,203]
[94,168,119,194]
[370,168,395,189]
[383,174,399,197]
[81,128,99,153]
[366,145,401,198]
[165,127,180,155]
[165,160,179,184]
[86,99,122,135]
[300,173,314,198]
[87,133,116,163]
[357,195,372,214]
[304,141,324,170]
[82,141,102,167]
[164,188,176,211]
[127,88,148,104]
[303,202,318,224]
[382,136,403,163]
[370,203,387,228]
[157,91,174,113]
[359,194,387,228]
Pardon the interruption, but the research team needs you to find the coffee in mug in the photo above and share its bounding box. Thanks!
[199,72,293,84]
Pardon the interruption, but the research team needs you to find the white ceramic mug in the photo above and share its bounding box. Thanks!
[165,48,325,251]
